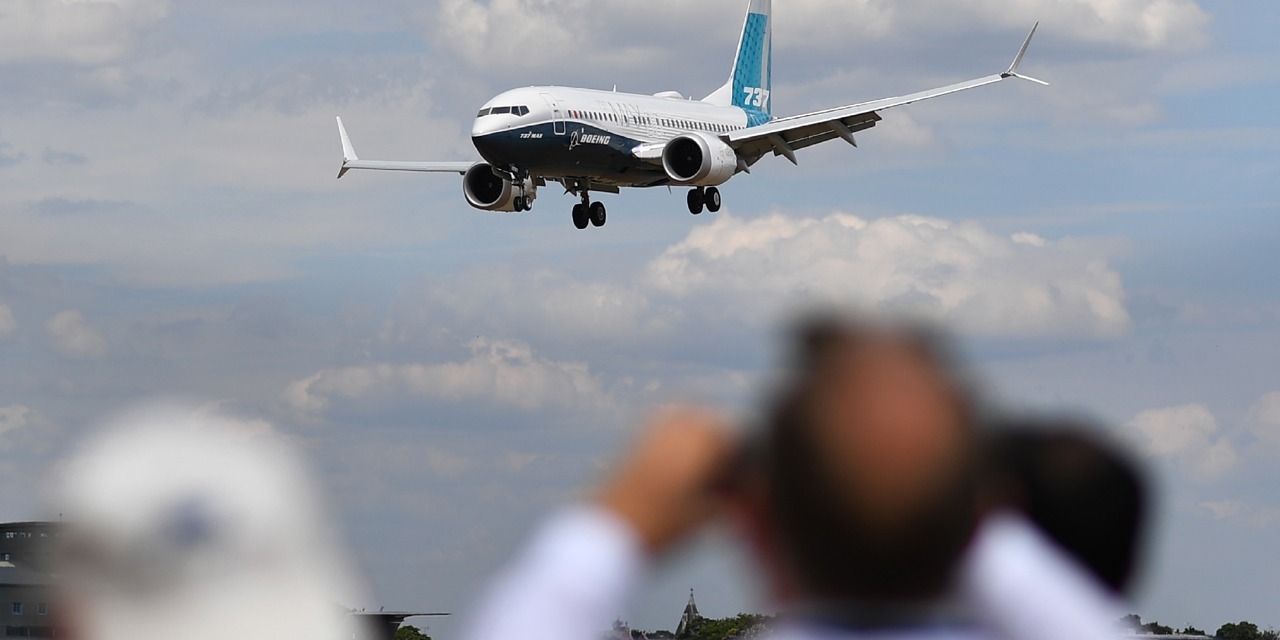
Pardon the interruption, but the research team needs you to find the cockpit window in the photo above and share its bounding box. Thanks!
[479,106,530,117]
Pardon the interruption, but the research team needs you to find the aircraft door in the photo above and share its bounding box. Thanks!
[540,93,566,135]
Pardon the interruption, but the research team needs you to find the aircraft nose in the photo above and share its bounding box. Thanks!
[471,132,505,164]
[471,116,500,138]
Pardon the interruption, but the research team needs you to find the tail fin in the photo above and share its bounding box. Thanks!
[703,0,772,125]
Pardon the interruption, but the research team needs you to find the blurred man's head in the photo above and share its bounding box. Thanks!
[982,420,1149,594]
[745,316,980,603]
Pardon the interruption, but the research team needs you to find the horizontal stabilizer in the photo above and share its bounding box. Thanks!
[335,116,474,178]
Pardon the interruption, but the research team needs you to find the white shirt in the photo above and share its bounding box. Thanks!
[459,506,1121,640]
[960,512,1127,640]
[459,506,647,640]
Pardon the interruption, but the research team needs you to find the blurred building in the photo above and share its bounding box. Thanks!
[0,523,59,639]
[349,611,449,640]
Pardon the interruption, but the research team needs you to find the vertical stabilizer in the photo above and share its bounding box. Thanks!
[703,0,773,125]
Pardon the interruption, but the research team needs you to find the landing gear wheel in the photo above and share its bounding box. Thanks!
[514,196,527,212]
[687,188,705,215]
[589,201,607,227]
[705,187,722,213]
[572,203,589,230]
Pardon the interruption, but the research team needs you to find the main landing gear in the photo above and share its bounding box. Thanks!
[571,191,607,230]
[687,187,722,215]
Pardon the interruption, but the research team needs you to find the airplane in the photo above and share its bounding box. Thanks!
[335,0,1046,231]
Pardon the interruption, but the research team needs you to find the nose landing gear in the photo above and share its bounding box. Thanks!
[502,164,536,212]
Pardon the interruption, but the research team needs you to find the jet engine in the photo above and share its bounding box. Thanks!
[463,163,535,212]
[661,131,738,186]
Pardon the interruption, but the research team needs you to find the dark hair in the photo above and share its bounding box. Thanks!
[761,316,980,601]
[983,420,1149,593]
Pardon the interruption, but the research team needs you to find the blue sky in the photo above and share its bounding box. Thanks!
[0,0,1278,635]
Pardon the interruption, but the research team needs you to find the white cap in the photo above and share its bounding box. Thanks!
[54,405,367,640]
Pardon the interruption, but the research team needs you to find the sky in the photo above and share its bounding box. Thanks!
[0,0,1278,635]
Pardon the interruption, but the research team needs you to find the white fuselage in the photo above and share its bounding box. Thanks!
[470,86,765,189]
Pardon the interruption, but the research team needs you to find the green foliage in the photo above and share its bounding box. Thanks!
[395,625,432,640]
[1217,622,1263,640]
[681,614,775,640]
[1180,627,1206,636]
[1143,621,1174,635]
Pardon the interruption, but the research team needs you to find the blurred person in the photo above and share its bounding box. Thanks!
[458,316,1124,640]
[980,420,1148,594]
[51,405,367,640]
[957,419,1148,640]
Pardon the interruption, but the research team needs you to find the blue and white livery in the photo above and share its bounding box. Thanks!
[336,0,1046,230]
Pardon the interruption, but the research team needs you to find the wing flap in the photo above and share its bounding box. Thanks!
[734,113,881,161]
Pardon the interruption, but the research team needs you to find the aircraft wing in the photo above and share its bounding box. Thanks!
[729,23,1046,165]
[335,117,475,179]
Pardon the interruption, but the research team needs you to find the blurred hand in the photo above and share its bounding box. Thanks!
[596,407,737,555]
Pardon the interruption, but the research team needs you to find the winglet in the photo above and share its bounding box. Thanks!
[1001,23,1050,86]
[336,116,358,179]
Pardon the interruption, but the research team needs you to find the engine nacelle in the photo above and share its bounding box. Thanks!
[463,163,535,212]
[661,131,738,186]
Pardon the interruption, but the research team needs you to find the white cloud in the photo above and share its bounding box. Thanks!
[0,405,56,454]
[0,406,33,447]
[192,401,279,441]
[0,304,16,339]
[1124,403,1237,480]
[425,448,470,477]
[504,452,540,474]
[1200,500,1245,520]
[0,0,170,66]
[1200,500,1280,529]
[432,0,588,70]
[429,0,1210,73]
[0,92,473,288]
[45,310,108,358]
[643,212,1130,338]
[884,0,1211,52]
[1246,391,1280,446]
[284,337,612,419]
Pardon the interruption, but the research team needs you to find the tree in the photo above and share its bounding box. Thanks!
[1179,627,1206,636]
[684,614,775,640]
[395,625,432,640]
[1143,621,1174,635]
[1217,621,1262,640]
[1120,615,1144,631]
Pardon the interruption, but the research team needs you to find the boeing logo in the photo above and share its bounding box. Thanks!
[569,130,612,151]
